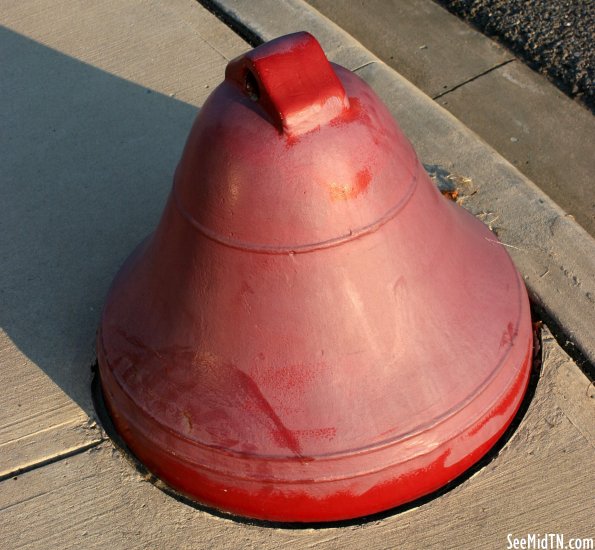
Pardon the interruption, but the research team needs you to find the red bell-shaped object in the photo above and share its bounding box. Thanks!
[98,32,532,522]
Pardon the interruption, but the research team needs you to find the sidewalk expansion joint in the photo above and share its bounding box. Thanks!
[432,59,515,100]
[352,60,377,73]
[0,439,106,483]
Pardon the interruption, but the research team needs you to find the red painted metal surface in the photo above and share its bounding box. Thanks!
[97,32,532,522]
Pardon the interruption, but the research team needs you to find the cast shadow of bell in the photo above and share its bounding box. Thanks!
[0,26,199,416]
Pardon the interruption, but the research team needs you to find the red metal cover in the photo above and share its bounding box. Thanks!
[97,32,532,522]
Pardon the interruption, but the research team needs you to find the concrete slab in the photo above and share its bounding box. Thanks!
[1,331,592,549]
[0,331,101,480]
[305,0,595,236]
[0,0,247,476]
[435,60,595,235]
[306,0,513,97]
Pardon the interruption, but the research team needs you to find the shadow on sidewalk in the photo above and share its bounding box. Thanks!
[0,26,198,416]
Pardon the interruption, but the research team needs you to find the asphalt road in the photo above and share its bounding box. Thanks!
[437,0,595,113]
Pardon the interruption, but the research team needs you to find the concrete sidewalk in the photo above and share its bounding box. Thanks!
[1,1,593,548]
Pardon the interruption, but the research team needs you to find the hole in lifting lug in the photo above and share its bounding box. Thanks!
[245,69,260,102]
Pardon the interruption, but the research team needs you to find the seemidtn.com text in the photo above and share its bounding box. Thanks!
[507,534,594,550]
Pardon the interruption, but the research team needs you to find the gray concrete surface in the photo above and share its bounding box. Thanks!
[1,0,594,548]
[305,0,595,236]
[307,0,514,98]
[434,59,595,233]
[0,0,247,478]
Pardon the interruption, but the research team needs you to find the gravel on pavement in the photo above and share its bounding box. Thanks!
[437,0,595,113]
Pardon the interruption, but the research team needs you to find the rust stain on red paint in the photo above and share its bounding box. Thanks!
[182,410,193,431]
[329,167,371,201]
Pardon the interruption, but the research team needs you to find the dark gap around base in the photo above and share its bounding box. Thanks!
[529,301,594,382]
[91,319,543,530]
